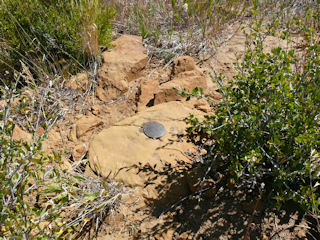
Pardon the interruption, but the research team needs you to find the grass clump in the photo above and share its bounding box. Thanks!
[183,10,320,214]
[0,0,115,83]
[111,0,249,60]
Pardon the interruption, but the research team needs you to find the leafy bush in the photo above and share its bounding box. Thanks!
[184,16,320,213]
[0,85,63,238]
[0,0,115,82]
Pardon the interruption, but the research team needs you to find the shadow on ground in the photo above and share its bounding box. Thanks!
[131,158,314,239]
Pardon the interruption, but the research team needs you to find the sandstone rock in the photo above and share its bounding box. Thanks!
[182,98,212,113]
[68,125,77,142]
[76,115,103,138]
[91,104,100,115]
[12,125,32,143]
[35,126,45,136]
[192,98,212,113]
[41,128,63,155]
[154,56,207,105]
[97,35,148,101]
[172,56,197,75]
[88,101,205,205]
[88,101,197,184]
[72,143,88,161]
[137,77,159,111]
[65,72,90,91]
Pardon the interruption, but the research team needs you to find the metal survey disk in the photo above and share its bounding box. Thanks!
[143,121,166,139]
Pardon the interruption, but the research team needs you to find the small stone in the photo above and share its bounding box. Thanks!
[165,229,175,239]
[92,105,100,115]
[137,78,158,111]
[73,143,88,161]
[297,230,306,238]
[12,125,32,143]
[200,148,207,155]
[68,125,77,142]
[66,72,90,91]
[179,231,192,240]
[76,115,103,138]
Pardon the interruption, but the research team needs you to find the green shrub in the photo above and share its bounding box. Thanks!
[184,16,320,213]
[0,86,63,238]
[0,0,115,82]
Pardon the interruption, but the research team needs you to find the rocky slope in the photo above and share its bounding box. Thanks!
[10,26,311,239]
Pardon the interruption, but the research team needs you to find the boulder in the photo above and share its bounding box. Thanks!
[88,101,204,205]
[154,56,207,105]
[97,35,148,101]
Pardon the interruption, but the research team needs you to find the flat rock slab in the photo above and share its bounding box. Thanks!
[88,101,204,187]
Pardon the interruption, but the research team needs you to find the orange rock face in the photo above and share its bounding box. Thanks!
[97,35,148,101]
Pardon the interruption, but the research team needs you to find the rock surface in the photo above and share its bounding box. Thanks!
[12,125,32,143]
[97,35,148,101]
[137,77,159,111]
[88,101,204,204]
[72,143,88,161]
[154,56,207,105]
[65,72,90,91]
[76,115,103,138]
